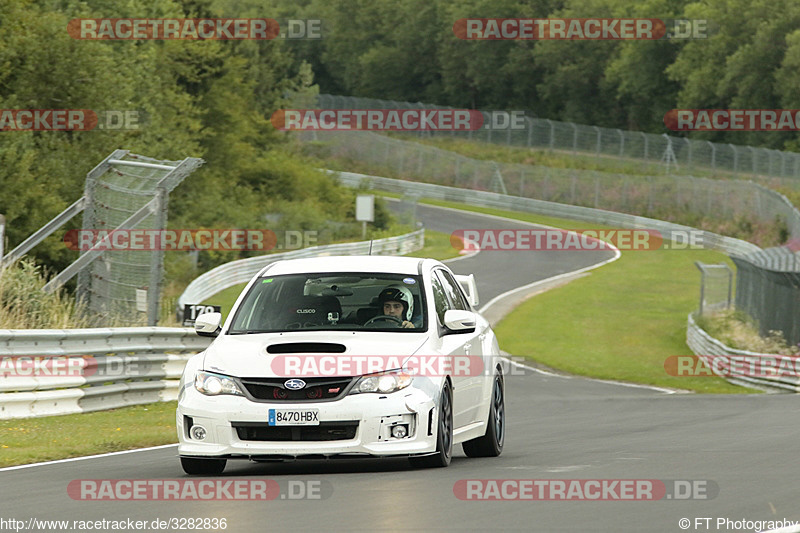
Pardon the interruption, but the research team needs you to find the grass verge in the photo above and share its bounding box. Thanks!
[0,402,178,468]
[3,201,751,467]
[383,194,752,394]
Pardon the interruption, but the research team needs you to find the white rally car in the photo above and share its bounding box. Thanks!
[177,256,505,474]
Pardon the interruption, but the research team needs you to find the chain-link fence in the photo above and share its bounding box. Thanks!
[296,94,800,346]
[694,262,733,316]
[316,94,800,188]
[300,129,800,240]
[75,152,203,325]
[730,249,800,346]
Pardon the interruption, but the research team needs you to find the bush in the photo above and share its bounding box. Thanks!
[695,309,799,355]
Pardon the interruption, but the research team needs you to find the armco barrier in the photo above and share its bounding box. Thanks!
[0,171,776,420]
[329,170,761,257]
[0,328,211,419]
[177,228,425,315]
[0,230,424,419]
[686,313,800,392]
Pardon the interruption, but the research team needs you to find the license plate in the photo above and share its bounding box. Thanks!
[268,409,320,426]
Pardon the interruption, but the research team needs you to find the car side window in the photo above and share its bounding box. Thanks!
[429,274,451,325]
[435,270,469,311]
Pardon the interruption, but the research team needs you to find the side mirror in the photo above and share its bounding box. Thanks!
[195,312,222,337]
[443,309,477,332]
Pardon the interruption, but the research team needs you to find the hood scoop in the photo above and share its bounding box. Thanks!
[266,342,347,354]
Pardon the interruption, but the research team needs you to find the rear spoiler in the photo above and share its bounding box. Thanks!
[454,274,479,307]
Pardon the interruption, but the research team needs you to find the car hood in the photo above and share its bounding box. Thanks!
[201,331,430,378]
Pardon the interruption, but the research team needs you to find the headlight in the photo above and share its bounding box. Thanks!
[350,371,412,394]
[194,371,244,396]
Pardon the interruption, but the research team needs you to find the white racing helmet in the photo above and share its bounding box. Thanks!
[378,285,414,321]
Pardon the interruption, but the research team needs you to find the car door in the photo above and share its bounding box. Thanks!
[433,268,484,426]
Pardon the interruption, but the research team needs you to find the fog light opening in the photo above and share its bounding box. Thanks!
[190,425,207,441]
[391,424,408,439]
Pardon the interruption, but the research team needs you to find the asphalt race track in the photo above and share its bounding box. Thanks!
[2,203,799,532]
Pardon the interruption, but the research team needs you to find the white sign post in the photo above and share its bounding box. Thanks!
[355,195,375,239]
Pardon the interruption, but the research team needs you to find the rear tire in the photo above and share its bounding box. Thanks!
[180,456,227,475]
[463,372,504,458]
[409,381,453,468]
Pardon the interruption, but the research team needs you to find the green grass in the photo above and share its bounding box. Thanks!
[494,248,749,393]
[0,402,178,467]
[2,199,750,467]
[381,193,751,393]
[202,283,246,322]
[389,134,797,187]
[411,229,462,261]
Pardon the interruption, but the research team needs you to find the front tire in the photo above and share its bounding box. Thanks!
[463,372,504,457]
[409,381,453,468]
[180,456,227,475]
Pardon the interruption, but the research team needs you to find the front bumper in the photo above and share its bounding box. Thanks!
[177,384,438,459]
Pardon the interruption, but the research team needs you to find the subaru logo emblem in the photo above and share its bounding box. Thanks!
[284,379,306,390]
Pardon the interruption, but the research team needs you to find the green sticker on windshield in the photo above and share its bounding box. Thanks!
[262,278,273,283]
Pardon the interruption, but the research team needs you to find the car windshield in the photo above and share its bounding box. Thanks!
[228,272,426,333]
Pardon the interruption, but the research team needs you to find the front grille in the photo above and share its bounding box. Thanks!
[233,422,359,442]
[239,377,354,402]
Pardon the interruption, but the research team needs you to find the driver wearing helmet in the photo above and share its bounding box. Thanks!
[377,285,417,329]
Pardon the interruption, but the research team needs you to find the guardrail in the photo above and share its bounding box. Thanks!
[0,229,425,419]
[0,171,775,420]
[331,170,761,257]
[177,228,425,316]
[686,313,799,392]
[0,328,211,419]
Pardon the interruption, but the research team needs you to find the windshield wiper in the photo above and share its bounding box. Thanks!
[227,329,273,335]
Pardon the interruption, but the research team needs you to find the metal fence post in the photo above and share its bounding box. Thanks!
[685,138,692,171]
[527,117,533,148]
[594,176,600,208]
[618,129,624,157]
[793,153,800,179]
[708,141,715,171]
[572,123,578,154]
[547,119,555,151]
[594,126,601,156]
[147,187,168,326]
[730,144,738,176]
[695,261,705,316]
[641,132,648,161]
